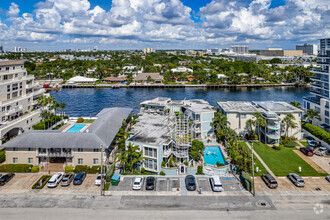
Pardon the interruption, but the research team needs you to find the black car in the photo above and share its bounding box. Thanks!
[300,147,314,156]
[185,175,196,191]
[73,171,86,185]
[0,173,15,186]
[145,176,155,190]
[261,174,278,189]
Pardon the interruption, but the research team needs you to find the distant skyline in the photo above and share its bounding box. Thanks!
[0,0,329,51]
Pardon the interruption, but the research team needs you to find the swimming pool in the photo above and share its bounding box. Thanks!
[66,124,86,133]
[203,146,227,166]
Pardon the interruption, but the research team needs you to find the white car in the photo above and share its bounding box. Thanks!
[209,175,224,192]
[47,172,64,188]
[94,174,105,186]
[132,177,143,190]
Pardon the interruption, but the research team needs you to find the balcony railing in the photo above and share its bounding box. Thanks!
[303,97,321,105]
[310,68,329,73]
[310,83,322,88]
[173,151,188,158]
[163,149,172,157]
[260,128,280,139]
[266,123,281,130]
[37,151,73,157]
[5,105,23,116]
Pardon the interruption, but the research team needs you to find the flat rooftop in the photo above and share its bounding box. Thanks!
[128,113,172,146]
[218,101,302,113]
[183,99,216,113]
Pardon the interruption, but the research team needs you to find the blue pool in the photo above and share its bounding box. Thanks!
[66,124,86,133]
[203,146,227,166]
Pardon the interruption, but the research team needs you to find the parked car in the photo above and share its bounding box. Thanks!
[308,141,321,148]
[185,175,196,191]
[261,174,278,189]
[306,136,315,142]
[300,147,314,156]
[132,177,143,190]
[73,171,86,185]
[94,174,105,186]
[209,175,223,192]
[287,173,305,187]
[61,172,75,187]
[325,176,330,183]
[145,176,155,190]
[0,173,15,186]
[47,172,64,188]
[315,147,328,156]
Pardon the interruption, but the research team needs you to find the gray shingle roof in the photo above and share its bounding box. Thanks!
[2,107,132,149]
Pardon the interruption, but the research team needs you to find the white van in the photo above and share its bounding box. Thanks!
[209,175,223,192]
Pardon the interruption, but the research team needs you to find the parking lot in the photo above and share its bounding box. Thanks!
[109,175,243,196]
[0,173,100,195]
[255,176,330,193]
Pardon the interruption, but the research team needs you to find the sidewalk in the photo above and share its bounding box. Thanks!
[246,142,276,177]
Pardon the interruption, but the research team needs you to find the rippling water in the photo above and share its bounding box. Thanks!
[50,87,310,117]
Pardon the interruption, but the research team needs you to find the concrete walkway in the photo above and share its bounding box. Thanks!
[245,142,276,177]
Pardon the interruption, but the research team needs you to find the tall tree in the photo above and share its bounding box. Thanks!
[282,113,297,137]
[304,109,321,124]
[253,112,267,141]
[290,101,301,109]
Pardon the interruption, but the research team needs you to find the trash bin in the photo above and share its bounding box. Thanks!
[111,174,120,186]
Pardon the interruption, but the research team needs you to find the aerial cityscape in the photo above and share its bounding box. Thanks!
[0,0,329,219]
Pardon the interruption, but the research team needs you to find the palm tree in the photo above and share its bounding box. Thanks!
[253,112,267,141]
[212,111,230,131]
[290,101,301,109]
[116,143,145,173]
[245,119,255,134]
[58,102,66,121]
[282,113,297,137]
[304,109,321,124]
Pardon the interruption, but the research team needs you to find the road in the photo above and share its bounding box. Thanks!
[0,194,329,219]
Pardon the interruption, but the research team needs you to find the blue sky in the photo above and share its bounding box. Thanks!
[0,0,328,51]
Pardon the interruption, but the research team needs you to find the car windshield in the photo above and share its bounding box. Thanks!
[298,180,304,183]
[74,175,81,180]
[48,180,55,183]
[0,177,5,181]
[188,179,195,185]
[97,176,101,180]
[214,184,222,187]
[133,181,140,185]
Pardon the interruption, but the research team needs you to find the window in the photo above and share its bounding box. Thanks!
[325,118,329,124]
[12,83,18,91]
[28,158,33,164]
[144,147,157,158]
[2,107,5,112]
[7,93,10,100]
[15,73,18,78]
[325,110,329,117]
[19,82,22,89]
[241,114,246,119]
[93,158,99,165]
[13,157,18,164]
[144,158,157,170]
[78,158,83,164]
[2,116,5,121]
[6,67,9,71]
[28,148,33,151]
[93,148,99,152]
[13,147,17,151]
[7,85,10,92]
[78,148,83,152]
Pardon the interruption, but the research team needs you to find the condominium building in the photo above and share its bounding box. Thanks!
[260,49,303,56]
[303,38,330,129]
[296,43,318,55]
[127,97,215,173]
[0,61,46,145]
[231,45,249,54]
[218,101,303,144]
[2,108,132,166]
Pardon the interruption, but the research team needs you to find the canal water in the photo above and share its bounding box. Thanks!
[50,87,310,117]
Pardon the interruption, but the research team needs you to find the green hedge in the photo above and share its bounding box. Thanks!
[240,171,254,192]
[0,150,5,164]
[31,166,39,173]
[65,166,74,173]
[32,175,51,189]
[0,164,33,172]
[302,122,330,144]
[73,165,106,174]
[196,165,204,175]
[33,115,62,130]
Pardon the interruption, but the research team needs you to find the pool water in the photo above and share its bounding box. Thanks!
[66,124,86,133]
[203,146,227,166]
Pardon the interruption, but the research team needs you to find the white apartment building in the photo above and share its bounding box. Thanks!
[0,61,45,145]
[303,38,330,130]
[296,43,318,55]
[218,101,303,144]
[231,45,249,54]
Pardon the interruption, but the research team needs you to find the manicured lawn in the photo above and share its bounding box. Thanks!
[83,119,95,123]
[300,141,308,147]
[238,142,268,176]
[253,142,327,176]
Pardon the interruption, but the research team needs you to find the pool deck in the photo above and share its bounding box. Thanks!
[205,143,229,162]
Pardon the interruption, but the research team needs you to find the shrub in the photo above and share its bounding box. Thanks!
[159,171,166,176]
[184,161,189,166]
[104,182,110,191]
[106,163,115,182]
[141,168,146,174]
[254,134,258,140]
[0,164,33,172]
[284,141,297,148]
[196,165,204,175]
[32,175,51,189]
[31,166,39,173]
[281,137,291,145]
[302,122,330,144]
[65,166,74,173]
[77,117,84,123]
[273,145,283,151]
[74,165,105,174]
[240,171,254,192]
[216,161,224,167]
[169,157,174,167]
[0,150,5,164]
[161,161,165,167]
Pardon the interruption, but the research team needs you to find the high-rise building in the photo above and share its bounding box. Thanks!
[0,61,46,145]
[143,48,154,54]
[93,46,98,52]
[303,38,330,129]
[231,45,249,54]
[296,43,318,55]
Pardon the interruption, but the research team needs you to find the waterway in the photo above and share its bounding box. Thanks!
[50,87,310,117]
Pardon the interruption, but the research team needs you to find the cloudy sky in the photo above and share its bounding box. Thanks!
[0,0,329,51]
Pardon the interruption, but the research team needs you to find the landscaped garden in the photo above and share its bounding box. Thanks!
[252,142,327,176]
[239,142,268,176]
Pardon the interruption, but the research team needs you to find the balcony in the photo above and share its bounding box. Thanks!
[5,105,23,116]
[173,151,188,158]
[304,97,321,105]
[163,149,172,157]
[310,90,322,95]
[37,149,73,157]
[310,68,329,73]
[261,128,280,140]
[266,123,280,130]
[310,83,322,88]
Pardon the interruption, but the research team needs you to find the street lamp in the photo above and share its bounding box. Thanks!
[100,144,104,196]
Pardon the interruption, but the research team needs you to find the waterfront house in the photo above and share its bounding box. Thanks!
[2,108,132,166]
[67,76,98,84]
[134,73,163,84]
[102,76,127,84]
[218,101,303,144]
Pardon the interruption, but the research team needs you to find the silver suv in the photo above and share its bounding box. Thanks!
[287,173,305,187]
[61,172,75,187]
